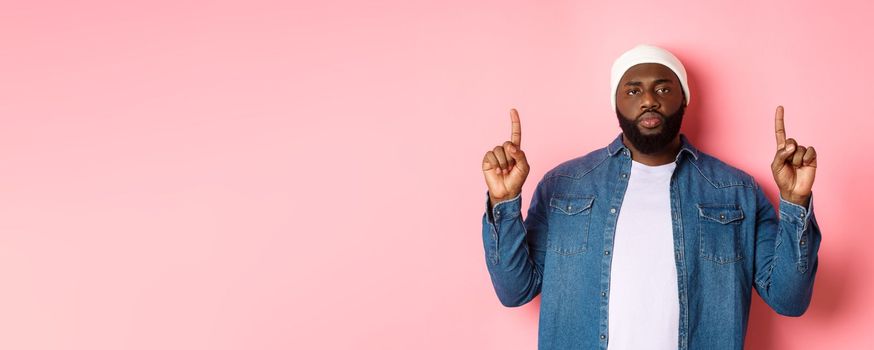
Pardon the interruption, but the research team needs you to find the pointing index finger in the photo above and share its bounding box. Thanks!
[775,105,786,149]
[510,108,522,146]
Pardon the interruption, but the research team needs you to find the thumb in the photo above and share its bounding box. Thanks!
[772,140,796,171]
[507,143,530,173]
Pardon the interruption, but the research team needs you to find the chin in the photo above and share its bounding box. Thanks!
[638,126,664,135]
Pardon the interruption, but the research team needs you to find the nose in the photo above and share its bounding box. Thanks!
[640,90,660,111]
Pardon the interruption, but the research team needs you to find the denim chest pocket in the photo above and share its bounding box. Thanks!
[698,204,745,264]
[547,194,595,256]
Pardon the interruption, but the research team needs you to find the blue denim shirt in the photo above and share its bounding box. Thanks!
[482,133,820,350]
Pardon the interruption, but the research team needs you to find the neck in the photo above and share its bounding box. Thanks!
[622,134,682,166]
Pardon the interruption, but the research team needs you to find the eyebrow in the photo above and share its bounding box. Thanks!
[624,78,674,86]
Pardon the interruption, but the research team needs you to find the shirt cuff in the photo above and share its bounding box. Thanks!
[485,191,522,223]
[779,192,813,232]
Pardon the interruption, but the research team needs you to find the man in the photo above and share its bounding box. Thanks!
[480,44,820,350]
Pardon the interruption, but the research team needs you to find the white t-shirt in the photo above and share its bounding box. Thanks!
[607,159,679,350]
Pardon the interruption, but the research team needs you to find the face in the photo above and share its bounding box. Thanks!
[615,63,686,154]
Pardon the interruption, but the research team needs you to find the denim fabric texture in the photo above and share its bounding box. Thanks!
[482,133,820,350]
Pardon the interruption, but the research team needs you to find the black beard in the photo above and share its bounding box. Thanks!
[616,104,685,155]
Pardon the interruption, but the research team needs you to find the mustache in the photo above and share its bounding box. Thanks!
[637,109,665,120]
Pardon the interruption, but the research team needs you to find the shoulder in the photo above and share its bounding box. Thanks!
[541,146,612,181]
[688,150,758,189]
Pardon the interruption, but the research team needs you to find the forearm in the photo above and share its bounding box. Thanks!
[482,192,542,307]
[756,193,821,316]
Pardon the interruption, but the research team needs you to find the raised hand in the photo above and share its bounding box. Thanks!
[482,108,530,206]
[771,105,817,206]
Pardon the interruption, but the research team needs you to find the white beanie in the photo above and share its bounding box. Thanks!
[610,44,690,111]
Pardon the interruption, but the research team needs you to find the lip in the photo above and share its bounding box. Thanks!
[638,112,663,129]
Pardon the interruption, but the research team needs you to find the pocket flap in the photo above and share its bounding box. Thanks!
[550,195,595,215]
[698,204,744,224]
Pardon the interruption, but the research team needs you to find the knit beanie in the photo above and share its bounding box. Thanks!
[610,44,690,111]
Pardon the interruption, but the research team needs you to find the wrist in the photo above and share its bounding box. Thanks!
[780,191,811,207]
[490,192,519,205]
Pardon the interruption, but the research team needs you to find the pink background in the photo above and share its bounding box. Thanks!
[0,0,871,349]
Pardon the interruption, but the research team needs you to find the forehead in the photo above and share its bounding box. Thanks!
[620,63,679,83]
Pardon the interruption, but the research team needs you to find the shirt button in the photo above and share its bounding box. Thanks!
[600,334,606,340]
[601,292,607,297]
[800,240,807,245]
[719,214,725,220]
[621,173,627,178]
[800,213,806,218]
[567,205,572,211]
[610,208,617,214]
[496,210,500,215]
[604,250,610,255]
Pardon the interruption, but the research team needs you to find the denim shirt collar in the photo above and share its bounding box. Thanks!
[606,132,700,163]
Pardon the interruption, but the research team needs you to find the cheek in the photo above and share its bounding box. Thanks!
[616,107,636,121]
[616,97,636,113]
[661,95,683,109]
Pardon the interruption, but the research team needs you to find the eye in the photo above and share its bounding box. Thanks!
[626,89,640,96]
[657,87,670,94]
